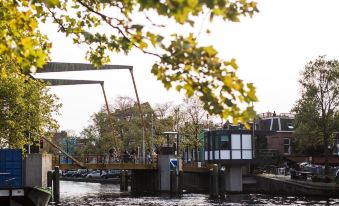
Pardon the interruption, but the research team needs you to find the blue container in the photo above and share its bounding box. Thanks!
[0,149,22,188]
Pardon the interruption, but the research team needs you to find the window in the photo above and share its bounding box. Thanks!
[214,135,220,150]
[220,135,230,150]
[284,138,290,154]
[209,134,214,149]
[287,123,294,129]
[204,136,208,150]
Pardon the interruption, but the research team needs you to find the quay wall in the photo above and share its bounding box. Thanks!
[256,175,339,197]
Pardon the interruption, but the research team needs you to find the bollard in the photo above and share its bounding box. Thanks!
[178,170,183,196]
[219,166,226,200]
[53,166,60,204]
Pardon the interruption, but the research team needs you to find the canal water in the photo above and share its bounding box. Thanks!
[56,181,339,205]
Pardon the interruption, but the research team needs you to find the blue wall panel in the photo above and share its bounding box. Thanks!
[0,149,23,188]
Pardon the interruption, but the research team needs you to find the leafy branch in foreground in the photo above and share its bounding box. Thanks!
[3,0,259,123]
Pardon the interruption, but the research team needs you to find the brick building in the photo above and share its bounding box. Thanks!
[256,112,294,156]
[254,112,339,165]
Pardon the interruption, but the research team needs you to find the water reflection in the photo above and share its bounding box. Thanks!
[58,181,339,206]
[60,181,120,198]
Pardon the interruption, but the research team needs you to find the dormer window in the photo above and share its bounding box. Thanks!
[287,123,294,129]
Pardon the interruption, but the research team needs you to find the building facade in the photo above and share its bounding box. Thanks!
[256,112,294,156]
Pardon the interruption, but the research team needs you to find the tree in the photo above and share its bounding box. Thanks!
[0,66,60,149]
[80,97,174,155]
[179,97,208,160]
[0,1,51,73]
[80,106,122,155]
[154,102,173,120]
[2,0,258,124]
[292,56,339,175]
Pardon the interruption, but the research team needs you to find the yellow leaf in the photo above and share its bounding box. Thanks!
[146,32,157,47]
[188,0,198,7]
[223,75,233,88]
[139,41,148,50]
[21,37,32,48]
[205,46,217,56]
[29,20,37,30]
[230,58,238,70]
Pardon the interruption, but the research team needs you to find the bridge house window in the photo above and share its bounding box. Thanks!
[220,135,230,150]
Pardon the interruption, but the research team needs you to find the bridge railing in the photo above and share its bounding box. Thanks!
[254,149,279,158]
[55,154,157,165]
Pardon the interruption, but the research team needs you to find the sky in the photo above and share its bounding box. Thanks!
[34,0,339,134]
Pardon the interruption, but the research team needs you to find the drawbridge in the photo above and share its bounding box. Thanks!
[35,62,149,169]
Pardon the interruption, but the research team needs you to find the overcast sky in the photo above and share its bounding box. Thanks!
[34,0,339,134]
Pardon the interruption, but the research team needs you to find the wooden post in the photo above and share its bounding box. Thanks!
[53,166,60,204]
[47,170,53,203]
[130,170,136,194]
[120,170,128,191]
[124,170,129,191]
[170,170,177,197]
[209,164,219,199]
[209,168,213,197]
[219,166,226,199]
[120,170,124,191]
[178,170,183,196]
[213,164,219,197]
[47,170,53,188]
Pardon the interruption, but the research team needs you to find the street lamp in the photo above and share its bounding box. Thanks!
[142,113,148,163]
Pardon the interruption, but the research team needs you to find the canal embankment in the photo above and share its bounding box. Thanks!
[61,173,339,197]
[255,174,339,197]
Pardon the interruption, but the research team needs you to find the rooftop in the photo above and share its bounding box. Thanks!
[258,112,295,119]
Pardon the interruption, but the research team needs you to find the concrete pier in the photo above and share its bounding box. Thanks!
[158,154,175,191]
[24,153,52,187]
[225,165,243,192]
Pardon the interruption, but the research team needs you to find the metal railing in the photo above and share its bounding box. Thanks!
[55,154,156,165]
[258,112,294,119]
[254,149,279,158]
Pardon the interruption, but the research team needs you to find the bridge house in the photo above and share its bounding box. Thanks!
[204,129,253,164]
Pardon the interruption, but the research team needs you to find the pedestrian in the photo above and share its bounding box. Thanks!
[146,149,151,164]
[131,149,136,163]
